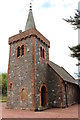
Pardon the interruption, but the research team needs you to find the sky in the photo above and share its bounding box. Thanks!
[0,0,79,79]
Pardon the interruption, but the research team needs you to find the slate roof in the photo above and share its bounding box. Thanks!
[25,9,36,31]
[48,61,78,85]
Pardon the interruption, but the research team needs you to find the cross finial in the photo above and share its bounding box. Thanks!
[29,0,33,11]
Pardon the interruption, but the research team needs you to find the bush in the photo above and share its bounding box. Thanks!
[0,73,7,96]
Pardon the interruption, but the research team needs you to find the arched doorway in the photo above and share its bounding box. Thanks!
[41,86,47,106]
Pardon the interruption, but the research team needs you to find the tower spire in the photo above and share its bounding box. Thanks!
[25,0,36,31]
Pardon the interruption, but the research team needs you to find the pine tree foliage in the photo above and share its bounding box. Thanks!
[63,10,80,66]
[69,44,80,66]
[63,10,80,29]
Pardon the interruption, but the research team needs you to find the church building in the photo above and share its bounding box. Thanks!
[7,4,78,110]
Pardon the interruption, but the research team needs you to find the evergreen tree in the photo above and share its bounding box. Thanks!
[63,10,80,29]
[63,10,80,67]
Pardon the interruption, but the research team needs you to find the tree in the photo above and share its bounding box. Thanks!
[1,73,7,96]
[63,10,80,29]
[63,10,80,67]
[69,45,80,66]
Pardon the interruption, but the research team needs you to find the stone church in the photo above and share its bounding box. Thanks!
[7,5,78,110]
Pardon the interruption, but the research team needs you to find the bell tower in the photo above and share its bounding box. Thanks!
[7,1,50,110]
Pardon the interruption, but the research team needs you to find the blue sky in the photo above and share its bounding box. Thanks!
[42,0,72,8]
[0,0,79,78]
[42,2,52,8]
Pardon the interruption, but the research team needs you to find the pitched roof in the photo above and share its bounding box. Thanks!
[48,61,78,85]
[25,9,36,31]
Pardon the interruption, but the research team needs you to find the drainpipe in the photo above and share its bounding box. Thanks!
[64,81,68,107]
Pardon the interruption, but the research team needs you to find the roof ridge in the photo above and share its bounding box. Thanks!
[49,61,60,67]
[50,61,75,80]
[60,67,75,80]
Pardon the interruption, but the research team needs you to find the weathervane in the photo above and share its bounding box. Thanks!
[29,0,33,11]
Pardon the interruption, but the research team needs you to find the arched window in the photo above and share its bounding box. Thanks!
[40,46,46,59]
[9,82,13,90]
[17,46,20,57]
[21,45,24,56]
[40,47,42,58]
[43,49,45,58]
[16,45,25,57]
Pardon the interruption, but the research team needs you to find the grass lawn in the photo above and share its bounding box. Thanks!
[0,96,7,102]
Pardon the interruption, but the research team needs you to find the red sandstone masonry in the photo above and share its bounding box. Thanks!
[31,36,36,110]
[67,83,69,102]
[40,83,48,107]
[9,28,50,48]
[39,45,46,61]
[15,43,26,58]
[59,77,64,107]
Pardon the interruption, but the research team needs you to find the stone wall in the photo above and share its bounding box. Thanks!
[48,65,78,108]
[35,37,49,108]
[47,65,63,108]
[67,83,78,106]
[7,38,33,109]
[62,81,78,107]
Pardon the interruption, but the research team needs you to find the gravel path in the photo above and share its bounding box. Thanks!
[1,103,79,119]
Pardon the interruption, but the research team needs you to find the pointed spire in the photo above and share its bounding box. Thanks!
[25,1,36,31]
